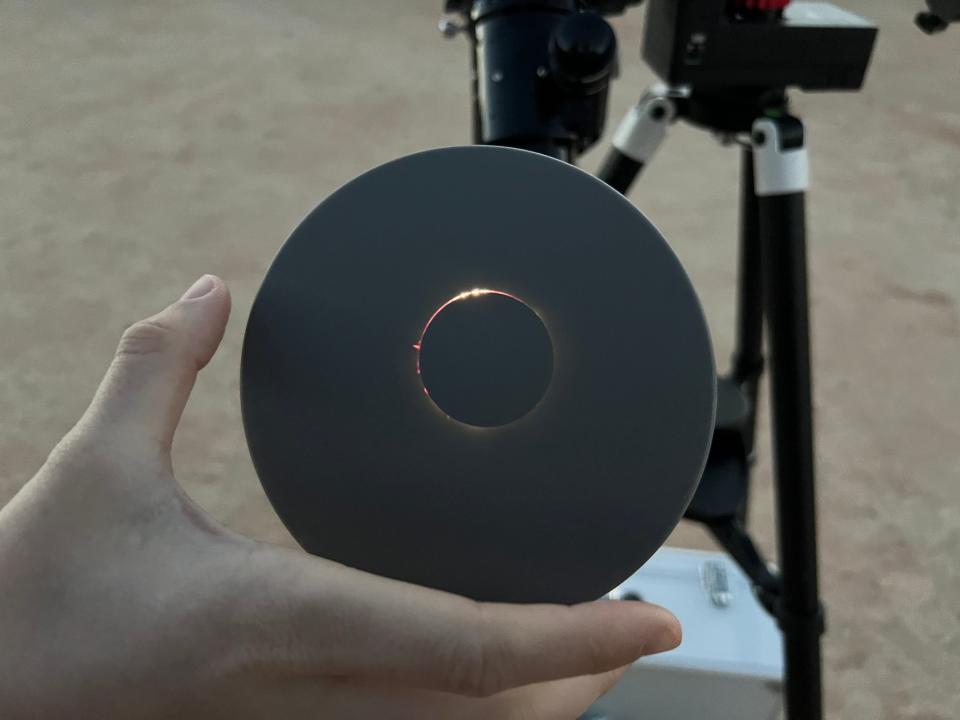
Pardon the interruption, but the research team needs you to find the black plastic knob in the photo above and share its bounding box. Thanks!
[916,11,948,34]
[549,11,617,91]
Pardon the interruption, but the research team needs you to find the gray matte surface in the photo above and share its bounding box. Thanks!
[241,146,716,603]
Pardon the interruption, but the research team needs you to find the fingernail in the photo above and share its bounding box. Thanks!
[643,614,683,656]
[181,275,218,300]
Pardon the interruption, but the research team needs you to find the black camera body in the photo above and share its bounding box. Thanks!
[642,1,877,91]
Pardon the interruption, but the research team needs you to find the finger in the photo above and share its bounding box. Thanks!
[79,275,231,456]
[198,667,630,720]
[235,545,680,698]
[477,665,630,720]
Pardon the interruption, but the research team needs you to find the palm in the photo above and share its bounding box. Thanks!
[0,276,679,719]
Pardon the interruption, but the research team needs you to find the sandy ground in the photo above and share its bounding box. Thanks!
[0,1,957,717]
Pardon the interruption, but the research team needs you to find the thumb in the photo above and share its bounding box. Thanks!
[81,275,231,456]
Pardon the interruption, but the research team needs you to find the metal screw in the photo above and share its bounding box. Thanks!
[700,560,732,608]
[438,17,464,38]
[752,130,767,147]
[491,70,504,83]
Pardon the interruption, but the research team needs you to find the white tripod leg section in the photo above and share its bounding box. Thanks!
[598,84,680,193]
[752,117,809,196]
[612,84,677,165]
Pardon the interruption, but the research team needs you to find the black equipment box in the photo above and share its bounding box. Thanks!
[642,1,877,91]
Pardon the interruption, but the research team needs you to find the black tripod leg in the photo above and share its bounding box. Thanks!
[752,116,824,720]
[731,147,765,523]
[733,148,764,398]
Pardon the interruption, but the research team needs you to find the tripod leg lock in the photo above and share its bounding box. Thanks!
[611,83,677,164]
[598,83,684,193]
[752,116,809,196]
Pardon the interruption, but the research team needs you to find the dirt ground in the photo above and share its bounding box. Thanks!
[0,1,957,718]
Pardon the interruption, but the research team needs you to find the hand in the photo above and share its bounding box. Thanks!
[0,275,680,719]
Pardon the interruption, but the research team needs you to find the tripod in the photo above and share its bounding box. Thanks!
[599,85,823,720]
[441,2,877,718]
